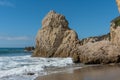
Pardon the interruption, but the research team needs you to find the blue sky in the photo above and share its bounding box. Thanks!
[0,0,119,47]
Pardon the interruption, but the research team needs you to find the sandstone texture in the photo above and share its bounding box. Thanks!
[33,11,120,64]
[79,41,120,64]
[32,11,80,62]
[80,33,110,45]
[111,17,120,46]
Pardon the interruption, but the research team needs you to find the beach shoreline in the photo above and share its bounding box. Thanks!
[35,64,120,80]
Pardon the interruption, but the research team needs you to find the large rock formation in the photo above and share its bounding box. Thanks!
[33,11,120,64]
[78,17,120,64]
[33,11,80,62]
[79,41,120,64]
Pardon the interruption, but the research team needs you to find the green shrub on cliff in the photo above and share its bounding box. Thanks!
[112,16,120,26]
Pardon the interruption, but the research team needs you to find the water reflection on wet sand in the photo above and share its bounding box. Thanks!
[36,64,120,80]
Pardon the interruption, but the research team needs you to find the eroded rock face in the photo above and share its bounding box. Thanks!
[79,17,120,64]
[32,11,80,61]
[110,18,120,46]
[80,33,110,45]
[33,11,120,64]
[79,41,120,64]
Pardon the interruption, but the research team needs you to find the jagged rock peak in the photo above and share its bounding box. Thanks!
[42,10,68,29]
[47,10,56,14]
[33,11,80,62]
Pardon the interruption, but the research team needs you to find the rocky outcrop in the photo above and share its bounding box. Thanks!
[33,11,120,64]
[80,33,110,45]
[110,16,120,46]
[79,41,120,64]
[24,46,35,52]
[32,11,80,62]
[78,17,120,64]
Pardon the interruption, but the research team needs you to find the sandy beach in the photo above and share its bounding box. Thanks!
[35,64,120,80]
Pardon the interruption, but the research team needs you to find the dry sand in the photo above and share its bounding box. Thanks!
[35,64,120,80]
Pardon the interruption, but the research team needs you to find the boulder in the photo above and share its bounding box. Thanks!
[24,46,35,52]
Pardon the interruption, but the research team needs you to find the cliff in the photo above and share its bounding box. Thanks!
[110,16,120,46]
[78,17,120,64]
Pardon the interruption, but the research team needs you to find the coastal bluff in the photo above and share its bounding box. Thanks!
[33,11,120,64]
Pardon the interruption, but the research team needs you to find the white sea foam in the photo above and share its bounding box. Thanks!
[0,55,73,80]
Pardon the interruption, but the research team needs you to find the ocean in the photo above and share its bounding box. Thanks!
[0,48,73,80]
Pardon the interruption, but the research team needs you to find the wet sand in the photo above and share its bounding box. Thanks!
[35,64,120,80]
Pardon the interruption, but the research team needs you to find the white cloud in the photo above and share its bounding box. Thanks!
[0,0,14,7]
[0,36,30,41]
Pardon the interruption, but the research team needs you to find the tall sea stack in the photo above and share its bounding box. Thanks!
[32,11,80,62]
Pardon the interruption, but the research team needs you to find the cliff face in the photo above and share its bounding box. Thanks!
[33,11,80,62]
[79,17,120,64]
[79,41,120,64]
[110,17,120,46]
[78,17,120,64]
